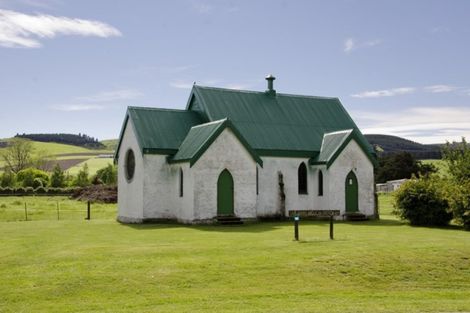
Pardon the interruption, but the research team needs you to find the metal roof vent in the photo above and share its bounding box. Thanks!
[265,74,276,96]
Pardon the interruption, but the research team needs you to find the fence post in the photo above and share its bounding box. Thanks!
[57,201,60,221]
[86,201,91,220]
[329,215,334,240]
[24,202,28,221]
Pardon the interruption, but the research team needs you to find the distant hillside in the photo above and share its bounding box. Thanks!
[15,133,105,149]
[100,139,118,151]
[365,134,441,159]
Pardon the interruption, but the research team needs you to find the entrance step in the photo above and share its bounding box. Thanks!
[344,212,368,221]
[216,216,244,225]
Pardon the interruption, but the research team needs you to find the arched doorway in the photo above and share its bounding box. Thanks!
[217,169,234,216]
[345,171,358,212]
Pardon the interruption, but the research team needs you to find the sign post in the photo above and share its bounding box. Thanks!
[289,210,340,240]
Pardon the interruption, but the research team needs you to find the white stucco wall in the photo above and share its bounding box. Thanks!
[327,139,375,216]
[117,119,144,223]
[192,128,257,221]
[256,158,330,217]
[142,157,194,223]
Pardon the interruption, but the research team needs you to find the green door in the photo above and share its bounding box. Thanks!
[217,169,234,216]
[345,171,358,212]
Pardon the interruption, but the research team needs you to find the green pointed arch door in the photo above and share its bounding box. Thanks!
[217,169,234,216]
[345,171,358,212]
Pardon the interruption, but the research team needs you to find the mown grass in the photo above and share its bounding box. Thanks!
[66,157,114,175]
[0,194,469,313]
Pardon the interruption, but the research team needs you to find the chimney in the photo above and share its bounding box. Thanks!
[265,74,276,96]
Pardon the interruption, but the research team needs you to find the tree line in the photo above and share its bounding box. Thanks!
[15,133,105,149]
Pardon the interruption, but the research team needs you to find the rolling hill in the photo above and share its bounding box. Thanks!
[0,139,114,175]
[364,134,441,159]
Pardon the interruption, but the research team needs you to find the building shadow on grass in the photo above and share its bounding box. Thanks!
[121,221,283,233]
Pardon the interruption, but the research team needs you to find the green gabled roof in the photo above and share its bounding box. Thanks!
[310,129,378,168]
[115,107,205,159]
[169,118,263,167]
[187,85,374,157]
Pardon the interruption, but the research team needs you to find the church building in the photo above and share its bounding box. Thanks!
[115,76,377,223]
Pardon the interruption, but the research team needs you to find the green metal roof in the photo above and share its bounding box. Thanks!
[116,84,375,165]
[169,118,263,167]
[188,85,373,157]
[310,129,378,168]
[115,107,205,159]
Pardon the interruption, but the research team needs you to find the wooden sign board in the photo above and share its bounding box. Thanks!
[289,210,340,218]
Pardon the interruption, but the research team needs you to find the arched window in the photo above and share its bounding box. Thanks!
[298,162,307,194]
[179,168,183,197]
[125,149,135,181]
[318,170,323,196]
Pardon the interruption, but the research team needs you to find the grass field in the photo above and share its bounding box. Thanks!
[0,194,469,312]
[421,159,448,176]
[66,157,114,176]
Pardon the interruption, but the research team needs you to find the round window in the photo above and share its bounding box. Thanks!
[125,149,135,181]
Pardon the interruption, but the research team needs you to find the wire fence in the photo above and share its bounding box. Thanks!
[0,196,116,222]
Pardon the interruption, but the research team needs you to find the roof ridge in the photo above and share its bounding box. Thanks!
[128,106,188,113]
[324,129,354,136]
[194,85,338,100]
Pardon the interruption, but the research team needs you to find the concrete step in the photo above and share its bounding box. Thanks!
[216,216,244,225]
[344,212,368,221]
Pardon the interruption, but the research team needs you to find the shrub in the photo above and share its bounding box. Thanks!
[0,187,13,195]
[446,181,470,230]
[15,187,26,195]
[393,176,452,226]
[34,186,47,194]
[25,187,34,194]
[0,170,15,187]
[73,163,90,187]
[94,164,117,185]
[16,168,49,188]
[32,177,44,189]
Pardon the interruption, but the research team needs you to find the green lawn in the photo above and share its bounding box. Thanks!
[0,194,469,312]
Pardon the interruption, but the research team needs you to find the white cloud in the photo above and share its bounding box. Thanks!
[352,106,470,144]
[424,84,458,93]
[0,9,121,48]
[344,38,355,53]
[51,88,142,112]
[351,87,415,98]
[52,104,105,111]
[76,89,143,102]
[344,37,381,53]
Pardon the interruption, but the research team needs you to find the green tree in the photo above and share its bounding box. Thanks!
[376,152,434,183]
[94,164,117,185]
[73,163,90,187]
[50,164,65,188]
[1,138,33,173]
[442,138,470,183]
[442,138,470,230]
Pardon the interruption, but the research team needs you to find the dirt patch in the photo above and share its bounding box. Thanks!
[43,158,87,171]
[71,185,117,203]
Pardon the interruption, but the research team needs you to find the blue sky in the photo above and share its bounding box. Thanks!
[0,0,469,144]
